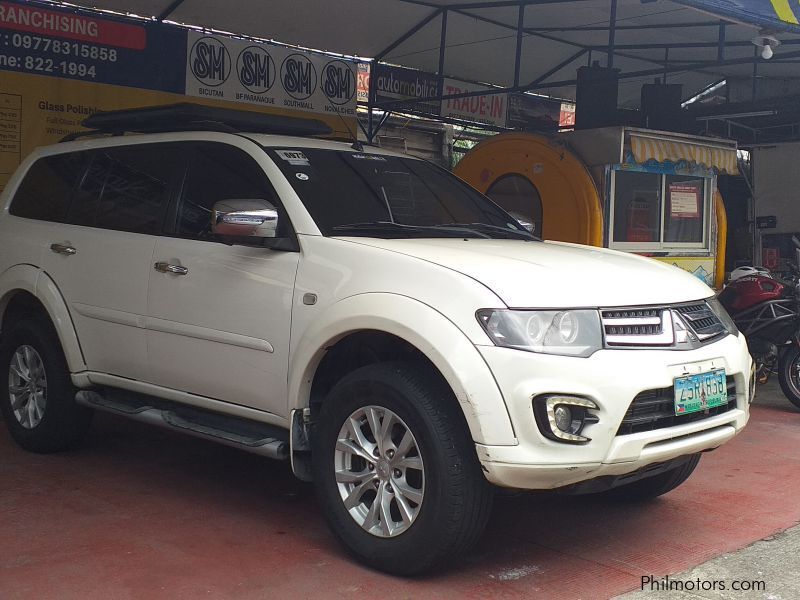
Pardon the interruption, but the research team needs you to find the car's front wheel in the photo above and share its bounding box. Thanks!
[311,361,493,575]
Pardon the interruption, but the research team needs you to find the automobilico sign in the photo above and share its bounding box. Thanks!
[184,31,357,115]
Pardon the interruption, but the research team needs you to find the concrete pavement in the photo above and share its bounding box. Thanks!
[1,379,799,598]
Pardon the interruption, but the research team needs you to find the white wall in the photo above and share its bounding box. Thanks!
[752,142,800,235]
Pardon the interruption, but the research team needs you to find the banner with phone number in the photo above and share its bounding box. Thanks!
[0,0,356,192]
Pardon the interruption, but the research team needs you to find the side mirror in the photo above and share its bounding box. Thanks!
[211,199,278,239]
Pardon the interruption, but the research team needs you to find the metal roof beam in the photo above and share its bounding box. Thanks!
[526,20,729,32]
[376,48,800,110]
[527,48,587,86]
[513,3,525,86]
[374,7,444,62]
[158,0,186,21]
[397,0,599,9]
[607,0,617,69]
[586,39,800,50]
[529,48,800,90]
[449,7,682,71]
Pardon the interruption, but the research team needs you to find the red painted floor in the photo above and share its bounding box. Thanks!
[2,385,800,599]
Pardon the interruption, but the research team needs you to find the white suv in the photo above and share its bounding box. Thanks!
[0,105,752,575]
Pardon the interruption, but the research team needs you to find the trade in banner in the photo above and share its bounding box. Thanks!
[441,78,506,128]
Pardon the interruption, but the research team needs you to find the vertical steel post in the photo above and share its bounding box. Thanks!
[717,21,726,62]
[438,9,448,79]
[663,47,669,83]
[367,61,377,142]
[513,3,525,87]
[437,9,448,117]
[752,45,759,101]
[607,0,617,68]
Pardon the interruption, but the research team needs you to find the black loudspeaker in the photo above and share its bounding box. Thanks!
[640,83,684,131]
[575,65,619,130]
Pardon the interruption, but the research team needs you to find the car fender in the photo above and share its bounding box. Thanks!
[289,292,517,446]
[0,264,86,373]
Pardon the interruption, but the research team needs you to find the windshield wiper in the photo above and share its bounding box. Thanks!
[331,221,490,239]
[432,222,537,240]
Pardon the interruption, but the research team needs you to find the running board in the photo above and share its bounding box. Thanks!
[75,390,289,460]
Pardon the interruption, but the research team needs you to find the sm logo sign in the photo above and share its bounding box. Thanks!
[190,36,231,87]
[281,54,317,100]
[237,46,275,94]
[322,60,356,106]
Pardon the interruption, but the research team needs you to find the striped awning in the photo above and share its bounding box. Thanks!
[630,135,738,174]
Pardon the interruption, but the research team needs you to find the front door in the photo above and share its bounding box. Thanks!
[146,141,299,418]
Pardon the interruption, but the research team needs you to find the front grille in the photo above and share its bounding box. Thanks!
[674,303,727,340]
[616,376,737,436]
[601,308,672,346]
[601,301,726,348]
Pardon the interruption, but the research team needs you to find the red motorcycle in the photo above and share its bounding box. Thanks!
[718,241,800,408]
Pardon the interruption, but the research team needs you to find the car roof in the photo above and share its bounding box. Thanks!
[33,131,412,160]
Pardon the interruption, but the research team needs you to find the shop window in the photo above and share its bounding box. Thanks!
[665,175,705,243]
[486,174,542,235]
[611,169,709,250]
[612,171,662,243]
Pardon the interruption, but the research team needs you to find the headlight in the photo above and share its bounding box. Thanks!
[707,297,739,337]
[477,309,603,357]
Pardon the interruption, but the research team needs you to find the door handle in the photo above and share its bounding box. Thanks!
[154,262,188,275]
[50,243,76,256]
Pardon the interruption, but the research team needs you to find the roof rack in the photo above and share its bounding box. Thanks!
[61,103,333,142]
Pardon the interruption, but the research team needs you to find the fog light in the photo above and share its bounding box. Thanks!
[554,405,572,432]
[533,395,599,444]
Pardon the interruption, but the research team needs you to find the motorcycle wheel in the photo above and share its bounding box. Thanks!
[778,345,800,409]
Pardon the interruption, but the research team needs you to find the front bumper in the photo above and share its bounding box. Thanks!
[475,332,752,489]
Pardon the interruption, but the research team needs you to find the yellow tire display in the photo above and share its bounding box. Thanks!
[453,133,603,247]
[714,190,728,290]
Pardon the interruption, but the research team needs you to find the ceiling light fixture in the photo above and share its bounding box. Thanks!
[752,35,781,60]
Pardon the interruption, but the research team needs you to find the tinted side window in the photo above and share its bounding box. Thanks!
[66,145,185,234]
[9,153,90,222]
[66,152,110,227]
[177,143,284,240]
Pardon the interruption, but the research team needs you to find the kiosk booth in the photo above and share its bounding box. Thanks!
[454,127,738,289]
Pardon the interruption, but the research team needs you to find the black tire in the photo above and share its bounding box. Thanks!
[311,361,493,575]
[0,316,93,452]
[778,345,800,410]
[605,454,701,501]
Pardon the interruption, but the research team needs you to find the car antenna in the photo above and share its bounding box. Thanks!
[322,73,364,151]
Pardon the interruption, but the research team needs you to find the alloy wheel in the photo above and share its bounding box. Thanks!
[334,405,425,538]
[8,345,47,429]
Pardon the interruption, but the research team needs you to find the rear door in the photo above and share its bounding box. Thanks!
[146,141,299,418]
[41,143,186,381]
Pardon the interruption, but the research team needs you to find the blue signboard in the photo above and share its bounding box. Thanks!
[0,0,186,92]
[676,0,800,32]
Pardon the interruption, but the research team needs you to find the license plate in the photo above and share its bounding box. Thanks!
[674,369,728,415]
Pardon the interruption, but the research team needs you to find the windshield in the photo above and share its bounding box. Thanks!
[266,148,535,240]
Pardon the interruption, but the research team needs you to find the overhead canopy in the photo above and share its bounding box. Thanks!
[675,0,800,31]
[630,133,738,172]
[57,0,800,107]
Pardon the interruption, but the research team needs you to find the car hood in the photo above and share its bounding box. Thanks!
[339,237,713,308]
